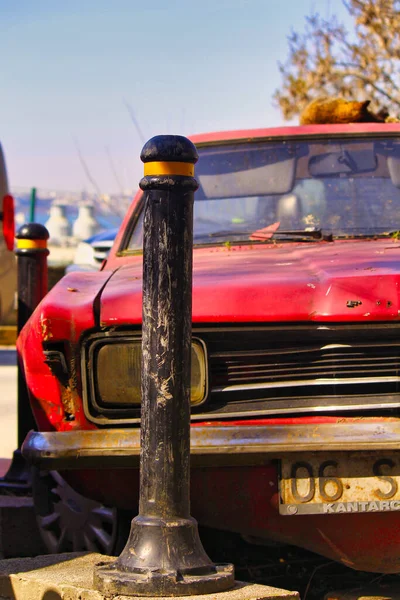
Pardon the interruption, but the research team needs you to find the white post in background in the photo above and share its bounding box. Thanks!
[45,205,71,245]
[72,205,100,241]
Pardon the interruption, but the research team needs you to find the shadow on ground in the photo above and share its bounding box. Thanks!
[199,527,400,600]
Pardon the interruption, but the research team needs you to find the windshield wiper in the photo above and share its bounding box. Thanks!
[195,228,333,242]
[249,221,333,241]
[257,229,333,241]
[333,231,400,240]
[249,221,332,242]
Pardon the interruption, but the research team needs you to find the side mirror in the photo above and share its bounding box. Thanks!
[2,194,15,251]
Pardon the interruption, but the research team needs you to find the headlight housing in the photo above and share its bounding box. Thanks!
[83,333,208,422]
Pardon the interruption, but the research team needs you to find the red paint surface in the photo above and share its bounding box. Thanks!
[101,238,400,325]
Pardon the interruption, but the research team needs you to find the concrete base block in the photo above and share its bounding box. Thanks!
[0,553,300,600]
[0,497,46,559]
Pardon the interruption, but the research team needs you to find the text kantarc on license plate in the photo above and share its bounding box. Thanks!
[279,451,400,516]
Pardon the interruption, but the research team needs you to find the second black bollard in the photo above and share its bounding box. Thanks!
[0,223,50,489]
[94,136,234,596]
[15,224,49,449]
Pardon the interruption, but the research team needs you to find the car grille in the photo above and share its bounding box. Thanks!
[210,343,400,391]
[92,242,113,264]
[82,323,400,424]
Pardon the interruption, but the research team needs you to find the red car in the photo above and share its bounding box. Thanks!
[19,123,400,573]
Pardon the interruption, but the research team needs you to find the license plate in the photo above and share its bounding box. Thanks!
[279,452,400,515]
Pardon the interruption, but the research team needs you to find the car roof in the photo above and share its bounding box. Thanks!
[190,123,400,146]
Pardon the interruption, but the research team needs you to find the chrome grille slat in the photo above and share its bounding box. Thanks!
[210,342,400,359]
[214,368,400,381]
[224,352,397,365]
[217,357,400,371]
[214,376,400,393]
[218,358,400,371]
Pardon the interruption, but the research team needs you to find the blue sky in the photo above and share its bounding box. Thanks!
[0,0,350,194]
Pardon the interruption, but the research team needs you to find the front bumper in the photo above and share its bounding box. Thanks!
[22,420,400,470]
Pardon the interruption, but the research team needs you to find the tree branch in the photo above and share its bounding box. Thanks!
[341,71,400,106]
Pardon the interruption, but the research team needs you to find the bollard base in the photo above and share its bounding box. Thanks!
[94,561,235,597]
[94,515,235,596]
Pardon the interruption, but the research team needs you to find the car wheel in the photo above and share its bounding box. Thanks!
[32,469,131,555]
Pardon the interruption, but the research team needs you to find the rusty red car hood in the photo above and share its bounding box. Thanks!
[100,238,400,325]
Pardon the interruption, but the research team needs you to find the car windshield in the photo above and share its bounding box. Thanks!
[126,136,400,249]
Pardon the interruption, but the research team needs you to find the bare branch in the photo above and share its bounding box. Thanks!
[342,71,400,106]
[274,0,400,120]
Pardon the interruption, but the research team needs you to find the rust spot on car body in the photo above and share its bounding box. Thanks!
[60,381,78,417]
[346,300,362,308]
[40,316,53,340]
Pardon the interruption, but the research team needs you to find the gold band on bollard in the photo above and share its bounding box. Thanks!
[16,239,47,249]
[144,161,194,177]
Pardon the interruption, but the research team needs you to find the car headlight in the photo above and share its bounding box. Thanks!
[94,338,207,406]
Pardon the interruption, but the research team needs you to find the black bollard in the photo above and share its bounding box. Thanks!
[94,136,234,596]
[1,223,50,490]
[15,224,49,448]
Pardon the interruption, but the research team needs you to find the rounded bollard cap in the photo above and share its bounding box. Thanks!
[16,223,50,241]
[15,223,50,252]
[141,135,198,165]
[140,135,199,192]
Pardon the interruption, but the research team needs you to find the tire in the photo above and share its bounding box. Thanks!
[32,469,132,555]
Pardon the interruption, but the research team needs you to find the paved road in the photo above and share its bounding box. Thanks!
[0,348,17,460]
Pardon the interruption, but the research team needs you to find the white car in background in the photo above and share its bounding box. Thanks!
[0,144,16,324]
[66,227,118,273]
